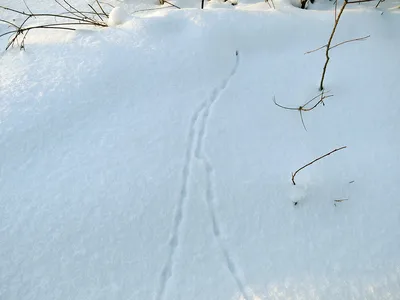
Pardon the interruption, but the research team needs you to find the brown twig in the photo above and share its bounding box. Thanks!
[265,0,275,9]
[318,0,373,91]
[334,198,348,202]
[132,6,171,14]
[88,3,104,22]
[346,0,375,3]
[330,35,370,49]
[291,146,347,185]
[319,0,347,91]
[0,3,108,50]
[375,0,384,8]
[96,0,109,17]
[273,91,333,131]
[305,44,326,55]
[305,35,370,55]
[164,0,181,8]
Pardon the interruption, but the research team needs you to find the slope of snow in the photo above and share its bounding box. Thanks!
[1,1,400,300]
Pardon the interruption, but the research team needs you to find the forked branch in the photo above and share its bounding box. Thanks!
[273,91,333,131]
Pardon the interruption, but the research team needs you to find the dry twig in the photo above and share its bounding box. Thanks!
[291,146,347,185]
[0,1,108,50]
[273,91,333,131]
[305,35,370,54]
[304,0,374,90]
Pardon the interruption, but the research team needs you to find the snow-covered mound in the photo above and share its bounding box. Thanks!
[1,1,400,300]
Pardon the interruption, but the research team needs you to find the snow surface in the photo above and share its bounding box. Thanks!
[1,0,400,300]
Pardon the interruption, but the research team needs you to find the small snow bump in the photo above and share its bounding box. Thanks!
[107,7,130,27]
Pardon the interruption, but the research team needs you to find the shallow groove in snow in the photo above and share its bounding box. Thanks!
[155,51,244,300]
[194,52,251,300]
[154,101,207,300]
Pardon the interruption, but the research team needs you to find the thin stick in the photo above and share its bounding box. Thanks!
[164,0,181,8]
[22,0,34,15]
[0,6,100,23]
[375,0,384,8]
[272,96,299,111]
[305,44,326,55]
[319,0,347,91]
[95,1,114,9]
[0,18,19,29]
[301,94,333,111]
[330,35,370,49]
[346,0,375,3]
[87,3,104,22]
[201,0,205,9]
[335,0,338,20]
[270,0,276,9]
[6,26,76,50]
[55,0,82,19]
[306,35,370,55]
[96,0,108,17]
[132,6,171,14]
[63,0,92,21]
[291,146,347,185]
[299,110,307,131]
[334,198,348,202]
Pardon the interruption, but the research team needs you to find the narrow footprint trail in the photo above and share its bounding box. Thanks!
[154,101,206,300]
[155,51,247,300]
[195,52,252,300]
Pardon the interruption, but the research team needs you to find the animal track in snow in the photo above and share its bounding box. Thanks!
[154,101,206,300]
[155,51,249,300]
[195,51,251,300]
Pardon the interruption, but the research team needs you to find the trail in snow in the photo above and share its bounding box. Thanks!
[154,101,207,300]
[194,51,251,300]
[155,51,245,300]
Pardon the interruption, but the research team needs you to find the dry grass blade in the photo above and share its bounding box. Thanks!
[0,2,108,50]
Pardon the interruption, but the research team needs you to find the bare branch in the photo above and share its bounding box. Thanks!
[375,0,384,8]
[164,0,181,8]
[270,0,276,9]
[22,0,34,16]
[299,110,307,131]
[329,35,370,50]
[346,0,375,3]
[96,0,109,17]
[273,96,299,111]
[0,2,108,50]
[305,44,327,55]
[0,18,19,29]
[291,146,347,185]
[319,0,347,91]
[334,198,348,202]
[87,3,104,22]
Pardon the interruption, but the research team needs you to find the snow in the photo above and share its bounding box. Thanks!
[108,7,130,26]
[1,0,400,299]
